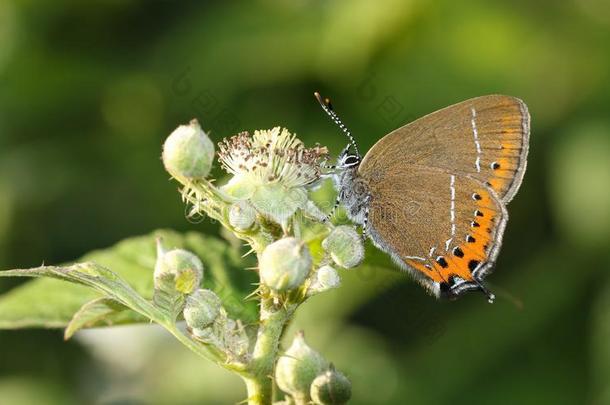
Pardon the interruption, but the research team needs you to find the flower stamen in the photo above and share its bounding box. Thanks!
[218,127,328,188]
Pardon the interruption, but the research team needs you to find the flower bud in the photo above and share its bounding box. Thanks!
[322,226,364,269]
[310,365,352,405]
[191,322,222,347]
[183,289,221,329]
[308,265,340,296]
[228,201,256,231]
[154,241,203,295]
[260,238,311,292]
[162,119,214,180]
[276,331,328,401]
[224,318,250,359]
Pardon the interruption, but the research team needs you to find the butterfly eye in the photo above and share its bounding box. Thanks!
[343,155,360,166]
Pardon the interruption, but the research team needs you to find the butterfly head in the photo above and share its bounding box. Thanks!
[337,150,361,169]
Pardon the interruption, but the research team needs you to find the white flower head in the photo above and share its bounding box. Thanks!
[217,128,328,226]
[218,127,327,188]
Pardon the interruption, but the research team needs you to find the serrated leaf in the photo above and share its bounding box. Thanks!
[64,297,146,340]
[0,262,162,325]
[0,229,257,330]
[152,273,188,322]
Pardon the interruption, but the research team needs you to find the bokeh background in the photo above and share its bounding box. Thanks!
[1,1,610,404]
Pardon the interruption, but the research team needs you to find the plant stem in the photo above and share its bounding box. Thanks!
[243,300,294,405]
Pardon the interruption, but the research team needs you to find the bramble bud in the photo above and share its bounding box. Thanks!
[310,365,352,405]
[224,318,250,359]
[308,265,340,296]
[228,201,256,231]
[276,331,329,401]
[154,241,203,295]
[322,226,364,269]
[183,289,221,329]
[162,119,214,180]
[260,238,311,292]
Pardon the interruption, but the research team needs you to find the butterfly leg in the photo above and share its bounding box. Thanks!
[361,193,372,242]
[319,165,336,181]
[323,195,341,223]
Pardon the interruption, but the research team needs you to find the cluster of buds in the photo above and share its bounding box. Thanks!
[275,332,351,405]
[162,120,365,300]
[153,238,204,319]
[184,289,250,362]
[153,238,249,363]
[161,120,362,402]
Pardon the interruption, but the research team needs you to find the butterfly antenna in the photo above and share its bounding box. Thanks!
[314,91,360,157]
[474,278,495,304]
[486,282,524,310]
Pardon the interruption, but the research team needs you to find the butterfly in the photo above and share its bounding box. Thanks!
[315,92,530,302]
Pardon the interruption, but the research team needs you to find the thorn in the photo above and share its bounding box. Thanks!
[241,248,255,258]
[244,288,261,301]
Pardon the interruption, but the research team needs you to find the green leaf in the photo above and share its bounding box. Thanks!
[152,273,188,322]
[0,262,162,324]
[64,297,146,340]
[0,229,257,330]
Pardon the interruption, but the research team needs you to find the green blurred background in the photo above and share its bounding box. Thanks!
[1,0,610,404]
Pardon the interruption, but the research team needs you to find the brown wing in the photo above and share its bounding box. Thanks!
[364,166,507,297]
[359,95,529,298]
[360,95,530,203]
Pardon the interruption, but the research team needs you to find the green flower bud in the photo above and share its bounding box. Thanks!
[310,365,352,405]
[276,331,329,401]
[308,265,340,296]
[260,238,312,292]
[162,119,214,180]
[228,201,256,231]
[224,318,250,359]
[191,323,222,347]
[154,242,203,295]
[183,289,221,329]
[322,226,364,269]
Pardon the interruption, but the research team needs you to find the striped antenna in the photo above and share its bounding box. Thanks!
[314,91,361,157]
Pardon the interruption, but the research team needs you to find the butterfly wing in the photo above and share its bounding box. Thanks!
[363,165,507,297]
[360,95,529,203]
[358,95,529,298]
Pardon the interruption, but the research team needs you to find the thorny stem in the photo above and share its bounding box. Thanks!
[243,298,296,405]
